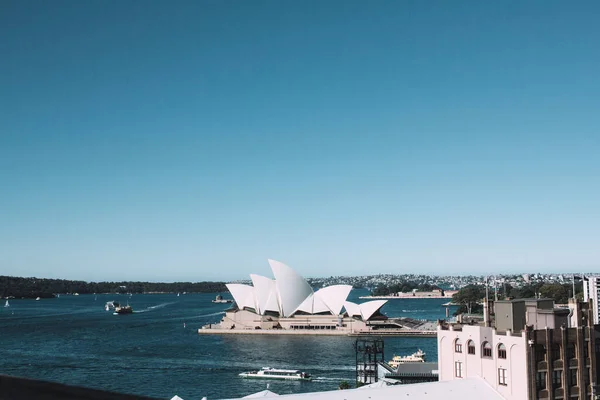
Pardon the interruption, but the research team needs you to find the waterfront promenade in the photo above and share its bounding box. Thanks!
[197,327,436,337]
[198,319,438,337]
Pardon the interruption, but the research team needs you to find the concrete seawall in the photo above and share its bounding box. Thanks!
[198,328,436,337]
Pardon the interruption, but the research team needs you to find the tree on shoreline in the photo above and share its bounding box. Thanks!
[452,285,485,316]
[0,275,227,299]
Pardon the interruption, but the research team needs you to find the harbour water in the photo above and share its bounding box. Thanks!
[0,289,450,399]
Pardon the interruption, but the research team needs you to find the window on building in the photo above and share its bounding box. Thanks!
[467,340,475,355]
[455,339,462,353]
[498,343,507,359]
[536,371,547,391]
[584,368,590,386]
[455,361,463,378]
[567,343,576,360]
[552,370,562,389]
[584,343,589,359]
[535,344,546,363]
[570,368,578,387]
[482,341,492,358]
[498,368,507,386]
[595,339,600,354]
[551,345,561,361]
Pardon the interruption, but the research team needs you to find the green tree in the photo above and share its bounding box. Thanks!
[539,283,570,304]
[452,285,485,316]
[509,284,535,299]
[339,381,351,390]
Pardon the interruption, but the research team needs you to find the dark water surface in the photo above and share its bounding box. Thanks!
[0,290,447,399]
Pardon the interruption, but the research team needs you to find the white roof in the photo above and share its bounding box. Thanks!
[228,260,354,318]
[356,378,397,389]
[250,274,279,315]
[223,377,503,400]
[242,389,280,398]
[291,285,353,315]
[343,300,388,321]
[269,259,314,317]
[293,293,315,315]
[359,300,388,321]
[343,301,362,318]
[226,284,256,311]
[314,285,352,315]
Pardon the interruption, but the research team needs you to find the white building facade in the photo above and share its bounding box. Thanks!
[583,276,600,324]
[437,324,528,400]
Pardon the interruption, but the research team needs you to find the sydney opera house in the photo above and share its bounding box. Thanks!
[209,259,388,333]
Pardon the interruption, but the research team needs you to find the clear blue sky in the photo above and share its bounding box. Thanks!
[1,1,599,282]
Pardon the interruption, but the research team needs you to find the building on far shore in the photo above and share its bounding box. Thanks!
[201,259,389,334]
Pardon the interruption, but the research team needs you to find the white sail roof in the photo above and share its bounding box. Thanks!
[311,293,331,314]
[314,285,352,315]
[358,300,388,321]
[293,293,314,314]
[268,259,313,317]
[227,260,354,318]
[343,301,362,318]
[226,284,256,311]
[250,274,278,315]
[343,300,387,320]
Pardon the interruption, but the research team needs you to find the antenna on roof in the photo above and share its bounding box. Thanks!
[494,276,498,301]
[484,276,491,327]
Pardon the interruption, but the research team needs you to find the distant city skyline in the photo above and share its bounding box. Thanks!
[1,1,599,281]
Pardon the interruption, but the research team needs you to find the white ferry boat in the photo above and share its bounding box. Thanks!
[388,349,426,368]
[239,367,312,381]
[211,294,233,304]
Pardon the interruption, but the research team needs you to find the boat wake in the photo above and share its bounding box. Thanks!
[157,311,225,323]
[191,311,226,319]
[312,377,349,382]
[135,302,174,313]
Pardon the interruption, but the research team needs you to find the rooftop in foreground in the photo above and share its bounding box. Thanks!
[220,377,503,400]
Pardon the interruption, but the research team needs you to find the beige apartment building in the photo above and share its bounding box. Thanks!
[438,298,600,400]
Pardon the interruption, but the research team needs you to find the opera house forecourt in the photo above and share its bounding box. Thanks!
[199,259,389,335]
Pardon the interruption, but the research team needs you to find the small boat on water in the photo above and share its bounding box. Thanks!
[211,294,233,304]
[105,301,117,311]
[4,300,9,307]
[388,349,426,368]
[113,304,133,315]
[35,297,41,301]
[239,367,312,381]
